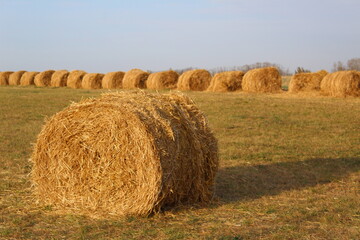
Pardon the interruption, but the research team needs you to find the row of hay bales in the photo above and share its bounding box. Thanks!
[1,68,359,96]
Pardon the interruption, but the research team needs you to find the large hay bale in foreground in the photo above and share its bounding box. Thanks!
[0,71,14,85]
[242,67,282,93]
[122,69,149,89]
[82,73,104,89]
[177,69,211,91]
[146,70,179,90]
[67,70,87,89]
[30,91,218,217]
[34,70,55,87]
[20,72,39,86]
[207,71,245,92]
[102,71,125,89]
[50,70,69,87]
[288,70,328,93]
[9,71,26,85]
[320,71,360,97]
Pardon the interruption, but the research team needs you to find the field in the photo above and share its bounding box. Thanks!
[1,85,360,239]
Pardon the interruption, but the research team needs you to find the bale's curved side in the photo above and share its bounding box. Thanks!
[34,70,55,87]
[50,70,69,87]
[20,72,39,86]
[288,70,328,93]
[0,71,14,85]
[67,70,87,89]
[242,67,282,93]
[102,71,125,89]
[82,73,104,89]
[9,71,26,85]
[122,69,149,89]
[177,69,211,91]
[30,91,218,217]
[207,71,244,92]
[320,71,360,97]
[146,70,179,90]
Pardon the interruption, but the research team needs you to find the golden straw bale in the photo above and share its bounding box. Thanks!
[122,69,149,89]
[9,71,26,85]
[20,72,39,86]
[102,71,125,89]
[320,71,360,97]
[0,71,14,85]
[207,71,245,92]
[67,70,87,89]
[30,91,218,217]
[82,73,104,89]
[177,69,211,91]
[242,67,282,93]
[50,70,69,87]
[34,70,55,87]
[146,70,179,90]
[288,70,328,93]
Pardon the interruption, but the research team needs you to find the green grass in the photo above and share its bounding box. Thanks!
[1,86,360,239]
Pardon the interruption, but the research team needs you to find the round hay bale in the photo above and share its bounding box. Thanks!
[177,69,211,91]
[50,70,69,87]
[242,67,282,93]
[207,71,245,92]
[20,72,39,86]
[122,69,149,89]
[288,70,328,93]
[34,70,55,87]
[102,71,125,89]
[146,70,179,90]
[82,73,104,89]
[67,70,87,89]
[320,71,360,97]
[9,71,26,86]
[0,71,14,85]
[30,91,218,217]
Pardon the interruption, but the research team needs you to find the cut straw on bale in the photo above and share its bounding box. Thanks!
[102,71,125,89]
[0,71,14,85]
[122,69,149,89]
[30,91,218,217]
[207,71,244,92]
[177,69,212,91]
[67,70,87,89]
[20,72,39,86]
[242,67,282,93]
[50,70,69,87]
[9,71,26,85]
[288,70,328,93]
[81,73,104,89]
[320,71,360,97]
[34,70,55,87]
[146,70,179,90]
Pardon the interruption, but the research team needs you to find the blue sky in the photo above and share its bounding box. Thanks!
[0,0,359,73]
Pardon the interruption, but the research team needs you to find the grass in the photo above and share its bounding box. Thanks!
[1,85,360,239]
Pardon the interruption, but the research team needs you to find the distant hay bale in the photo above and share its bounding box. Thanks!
[20,72,39,86]
[102,71,125,89]
[50,70,69,87]
[320,71,360,97]
[82,73,104,89]
[146,70,179,90]
[34,70,55,87]
[177,69,211,91]
[288,70,328,93]
[9,71,26,85]
[207,71,245,92]
[67,70,87,89]
[122,69,149,89]
[242,67,282,93]
[30,91,218,217]
[0,71,14,85]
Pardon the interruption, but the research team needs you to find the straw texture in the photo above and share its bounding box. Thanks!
[82,73,104,89]
[67,70,87,89]
[34,70,55,87]
[288,70,328,93]
[320,71,360,97]
[0,71,14,85]
[50,70,69,87]
[207,71,244,92]
[30,91,218,217]
[242,67,282,93]
[20,72,39,86]
[146,70,179,90]
[9,71,26,85]
[177,69,211,91]
[102,71,125,89]
[122,69,149,89]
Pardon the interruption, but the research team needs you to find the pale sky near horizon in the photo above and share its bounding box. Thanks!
[1,0,359,73]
